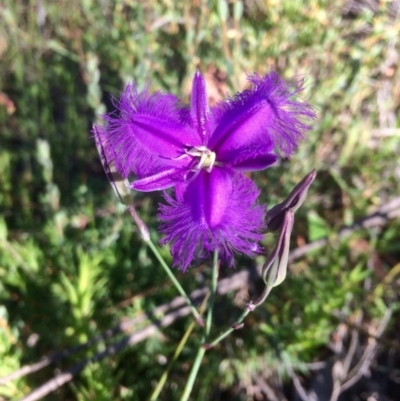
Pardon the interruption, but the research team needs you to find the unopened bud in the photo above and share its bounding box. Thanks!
[266,170,316,232]
[249,210,294,309]
[248,172,315,309]
[262,210,294,288]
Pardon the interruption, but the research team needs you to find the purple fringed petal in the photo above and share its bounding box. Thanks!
[209,72,316,158]
[159,168,265,271]
[190,71,214,144]
[96,82,199,178]
[230,151,278,172]
[131,167,186,191]
[188,167,232,228]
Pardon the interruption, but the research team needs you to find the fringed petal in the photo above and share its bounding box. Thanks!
[209,72,316,158]
[159,168,265,271]
[229,151,278,172]
[131,167,186,192]
[190,71,214,144]
[94,82,199,178]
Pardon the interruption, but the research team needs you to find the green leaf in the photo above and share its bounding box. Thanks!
[307,211,330,241]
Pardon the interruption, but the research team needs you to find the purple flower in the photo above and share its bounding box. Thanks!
[94,71,315,271]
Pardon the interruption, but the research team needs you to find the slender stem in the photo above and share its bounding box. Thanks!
[180,250,219,401]
[204,249,278,349]
[205,250,219,335]
[180,346,206,401]
[149,321,196,401]
[146,240,204,326]
[205,309,250,349]
[149,296,209,401]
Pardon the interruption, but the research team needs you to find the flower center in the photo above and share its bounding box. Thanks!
[185,146,216,173]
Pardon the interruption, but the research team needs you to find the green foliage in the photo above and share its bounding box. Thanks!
[0,0,399,400]
[54,249,108,341]
[0,306,27,399]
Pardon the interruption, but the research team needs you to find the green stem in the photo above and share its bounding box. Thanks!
[149,321,196,401]
[205,309,250,349]
[179,345,206,401]
[146,240,204,326]
[205,250,219,335]
[149,296,209,401]
[204,266,276,349]
[179,250,219,401]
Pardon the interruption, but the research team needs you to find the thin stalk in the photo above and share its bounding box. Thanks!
[205,250,219,335]
[149,322,195,401]
[149,296,209,401]
[180,346,206,401]
[146,240,204,326]
[204,309,250,349]
[179,250,219,401]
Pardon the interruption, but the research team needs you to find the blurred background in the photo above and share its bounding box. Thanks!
[1,0,400,400]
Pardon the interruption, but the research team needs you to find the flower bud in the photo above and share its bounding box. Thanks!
[262,210,294,288]
[248,210,294,310]
[265,169,316,232]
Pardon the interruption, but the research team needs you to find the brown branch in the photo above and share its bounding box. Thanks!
[253,374,288,401]
[329,308,393,401]
[339,308,393,393]
[331,310,400,353]
[290,370,317,401]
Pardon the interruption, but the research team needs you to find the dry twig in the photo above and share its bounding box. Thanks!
[330,307,393,401]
